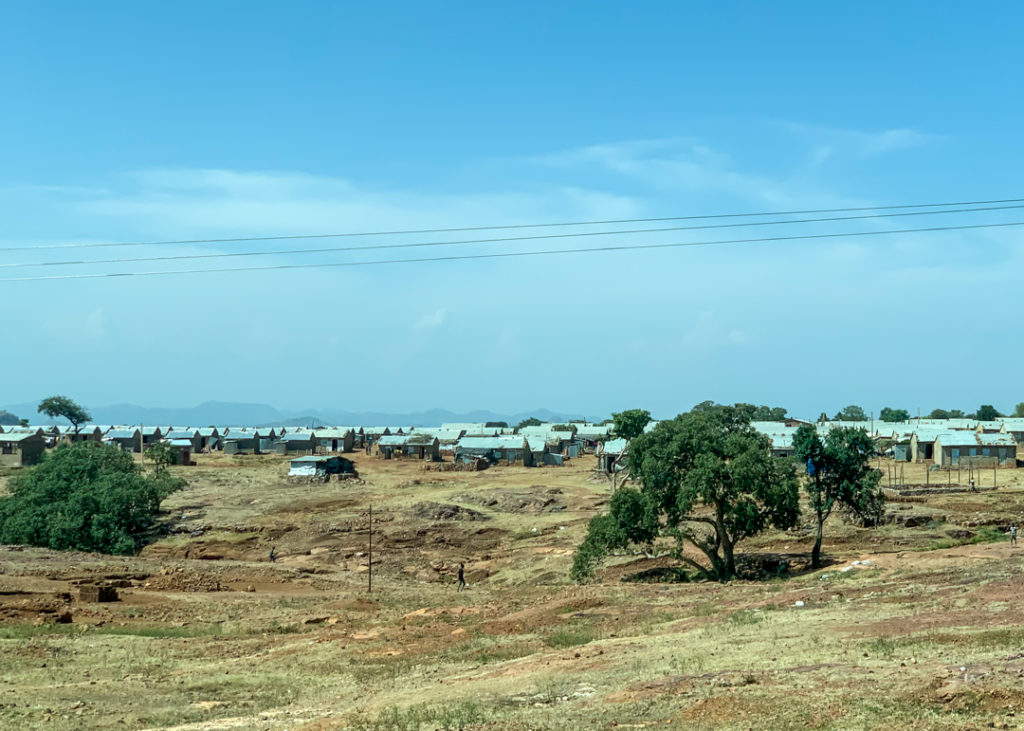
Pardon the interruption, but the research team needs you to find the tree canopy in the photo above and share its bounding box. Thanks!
[879,407,909,422]
[572,404,800,582]
[515,417,544,429]
[833,405,867,421]
[484,421,508,428]
[792,425,884,568]
[976,404,1002,421]
[0,442,184,555]
[1014,403,1024,418]
[37,395,91,434]
[734,403,788,421]
[611,409,651,441]
[930,408,966,419]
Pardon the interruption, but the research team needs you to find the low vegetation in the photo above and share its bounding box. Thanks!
[0,442,184,554]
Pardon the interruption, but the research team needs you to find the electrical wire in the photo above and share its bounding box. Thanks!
[3,219,1020,283]
[4,203,1022,270]
[2,195,1023,252]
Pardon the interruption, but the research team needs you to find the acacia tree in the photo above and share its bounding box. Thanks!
[37,395,91,435]
[611,409,651,440]
[572,405,800,582]
[792,424,884,569]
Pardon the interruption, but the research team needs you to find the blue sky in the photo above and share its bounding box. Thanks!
[2,2,1022,419]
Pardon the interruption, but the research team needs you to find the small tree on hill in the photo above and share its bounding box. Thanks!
[516,417,544,430]
[611,409,651,441]
[0,442,184,555]
[572,404,800,583]
[879,407,909,422]
[792,425,884,569]
[37,395,91,435]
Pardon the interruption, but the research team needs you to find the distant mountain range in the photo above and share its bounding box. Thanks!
[1,400,593,428]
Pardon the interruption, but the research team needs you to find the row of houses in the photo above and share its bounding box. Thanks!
[0,420,616,467]
[748,418,1023,467]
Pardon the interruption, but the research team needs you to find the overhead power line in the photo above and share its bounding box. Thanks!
[3,203,1021,270]
[3,219,1021,283]
[1,195,1023,253]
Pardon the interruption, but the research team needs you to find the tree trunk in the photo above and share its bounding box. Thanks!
[811,512,824,569]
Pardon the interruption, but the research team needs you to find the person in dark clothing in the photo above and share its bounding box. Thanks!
[456,562,466,591]
[269,546,277,563]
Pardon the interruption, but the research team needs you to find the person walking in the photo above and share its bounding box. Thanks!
[269,546,277,563]
[456,562,466,592]
[1011,525,1018,546]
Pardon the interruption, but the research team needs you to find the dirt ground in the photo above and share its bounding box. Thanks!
[4,453,1024,729]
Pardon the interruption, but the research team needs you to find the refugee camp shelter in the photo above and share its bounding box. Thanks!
[315,428,355,453]
[287,455,356,478]
[377,433,440,460]
[276,431,318,455]
[105,428,142,452]
[933,432,1017,467]
[0,432,46,466]
[165,438,194,465]
[222,429,261,454]
[455,436,533,466]
[597,438,628,473]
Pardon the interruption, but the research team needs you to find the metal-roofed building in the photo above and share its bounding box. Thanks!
[455,436,533,466]
[0,432,46,466]
[597,438,629,473]
[377,433,440,461]
[314,428,355,453]
[933,431,1017,467]
[275,431,318,455]
[105,428,142,452]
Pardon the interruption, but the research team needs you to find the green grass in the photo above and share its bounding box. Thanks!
[349,701,486,731]
[920,525,1006,551]
[544,625,597,648]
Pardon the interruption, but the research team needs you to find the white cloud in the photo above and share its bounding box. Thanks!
[414,308,447,330]
[682,311,753,351]
[782,122,941,160]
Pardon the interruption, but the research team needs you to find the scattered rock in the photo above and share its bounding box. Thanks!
[411,502,488,522]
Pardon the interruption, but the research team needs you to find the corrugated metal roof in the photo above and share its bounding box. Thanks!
[167,439,193,447]
[525,436,548,452]
[314,428,353,439]
[105,429,139,439]
[977,432,1017,447]
[0,432,40,444]
[601,438,629,455]
[281,432,315,442]
[456,436,528,450]
[379,434,438,447]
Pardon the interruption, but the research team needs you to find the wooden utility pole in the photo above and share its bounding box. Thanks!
[367,505,373,594]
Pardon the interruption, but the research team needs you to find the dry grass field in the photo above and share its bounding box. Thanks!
[4,453,1024,729]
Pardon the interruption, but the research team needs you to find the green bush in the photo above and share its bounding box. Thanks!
[0,442,184,554]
